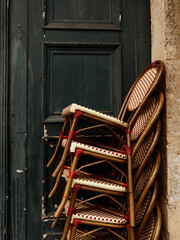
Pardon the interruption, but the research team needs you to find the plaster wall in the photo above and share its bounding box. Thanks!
[151,0,180,239]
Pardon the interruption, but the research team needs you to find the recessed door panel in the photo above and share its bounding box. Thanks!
[45,45,121,121]
[45,0,121,29]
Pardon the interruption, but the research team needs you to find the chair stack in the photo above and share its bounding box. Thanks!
[46,60,165,240]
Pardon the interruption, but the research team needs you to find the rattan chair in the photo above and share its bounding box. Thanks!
[49,92,164,240]
[48,61,165,177]
[64,181,158,240]
[52,92,163,213]
[62,149,160,240]
[50,113,161,204]
[46,61,165,240]
[51,141,160,238]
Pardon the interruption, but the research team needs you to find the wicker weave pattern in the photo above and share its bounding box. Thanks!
[71,207,127,225]
[133,131,154,169]
[135,191,151,225]
[139,212,154,240]
[134,160,153,200]
[131,97,156,141]
[128,67,157,111]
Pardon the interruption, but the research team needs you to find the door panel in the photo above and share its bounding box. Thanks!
[44,45,121,119]
[8,0,151,239]
[45,0,121,30]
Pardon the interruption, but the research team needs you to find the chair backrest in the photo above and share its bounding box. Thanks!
[132,120,161,165]
[118,60,165,122]
[135,180,158,238]
[132,120,161,186]
[129,91,164,140]
[134,149,160,215]
[138,203,162,240]
[135,181,157,227]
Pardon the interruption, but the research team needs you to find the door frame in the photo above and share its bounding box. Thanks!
[0,0,9,239]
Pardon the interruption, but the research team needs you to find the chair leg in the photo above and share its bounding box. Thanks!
[61,191,78,240]
[126,131,135,240]
[46,118,68,168]
[49,169,64,198]
[69,225,77,240]
[52,117,78,177]
[130,227,135,240]
[53,155,79,223]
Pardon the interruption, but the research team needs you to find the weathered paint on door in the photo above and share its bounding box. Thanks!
[5,0,151,239]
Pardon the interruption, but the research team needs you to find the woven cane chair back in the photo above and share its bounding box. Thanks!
[118,60,165,121]
[135,181,158,239]
[138,203,161,240]
[134,149,160,215]
[132,120,161,170]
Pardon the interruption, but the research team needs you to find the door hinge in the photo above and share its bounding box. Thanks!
[119,14,122,22]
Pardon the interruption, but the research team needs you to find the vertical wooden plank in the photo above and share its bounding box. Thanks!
[27,0,43,239]
[121,0,136,99]
[9,0,27,239]
[135,0,151,74]
[121,0,151,99]
[0,0,9,239]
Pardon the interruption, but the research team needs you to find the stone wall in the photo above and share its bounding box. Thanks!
[150,0,180,239]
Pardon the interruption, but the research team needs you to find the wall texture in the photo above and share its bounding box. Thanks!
[151,0,180,239]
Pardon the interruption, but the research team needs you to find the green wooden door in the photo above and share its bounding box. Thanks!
[8,0,151,239]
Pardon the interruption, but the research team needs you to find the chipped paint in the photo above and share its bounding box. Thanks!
[43,234,47,239]
[50,143,55,148]
[43,125,48,138]
[16,169,24,173]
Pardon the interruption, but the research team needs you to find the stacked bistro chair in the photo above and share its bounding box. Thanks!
[46,61,165,239]
[63,146,161,240]
[49,91,164,240]
[71,98,163,240]
[130,83,165,237]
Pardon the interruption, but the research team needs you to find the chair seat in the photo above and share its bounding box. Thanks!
[62,103,128,127]
[64,200,127,225]
[71,207,127,225]
[62,169,127,192]
[62,139,127,160]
